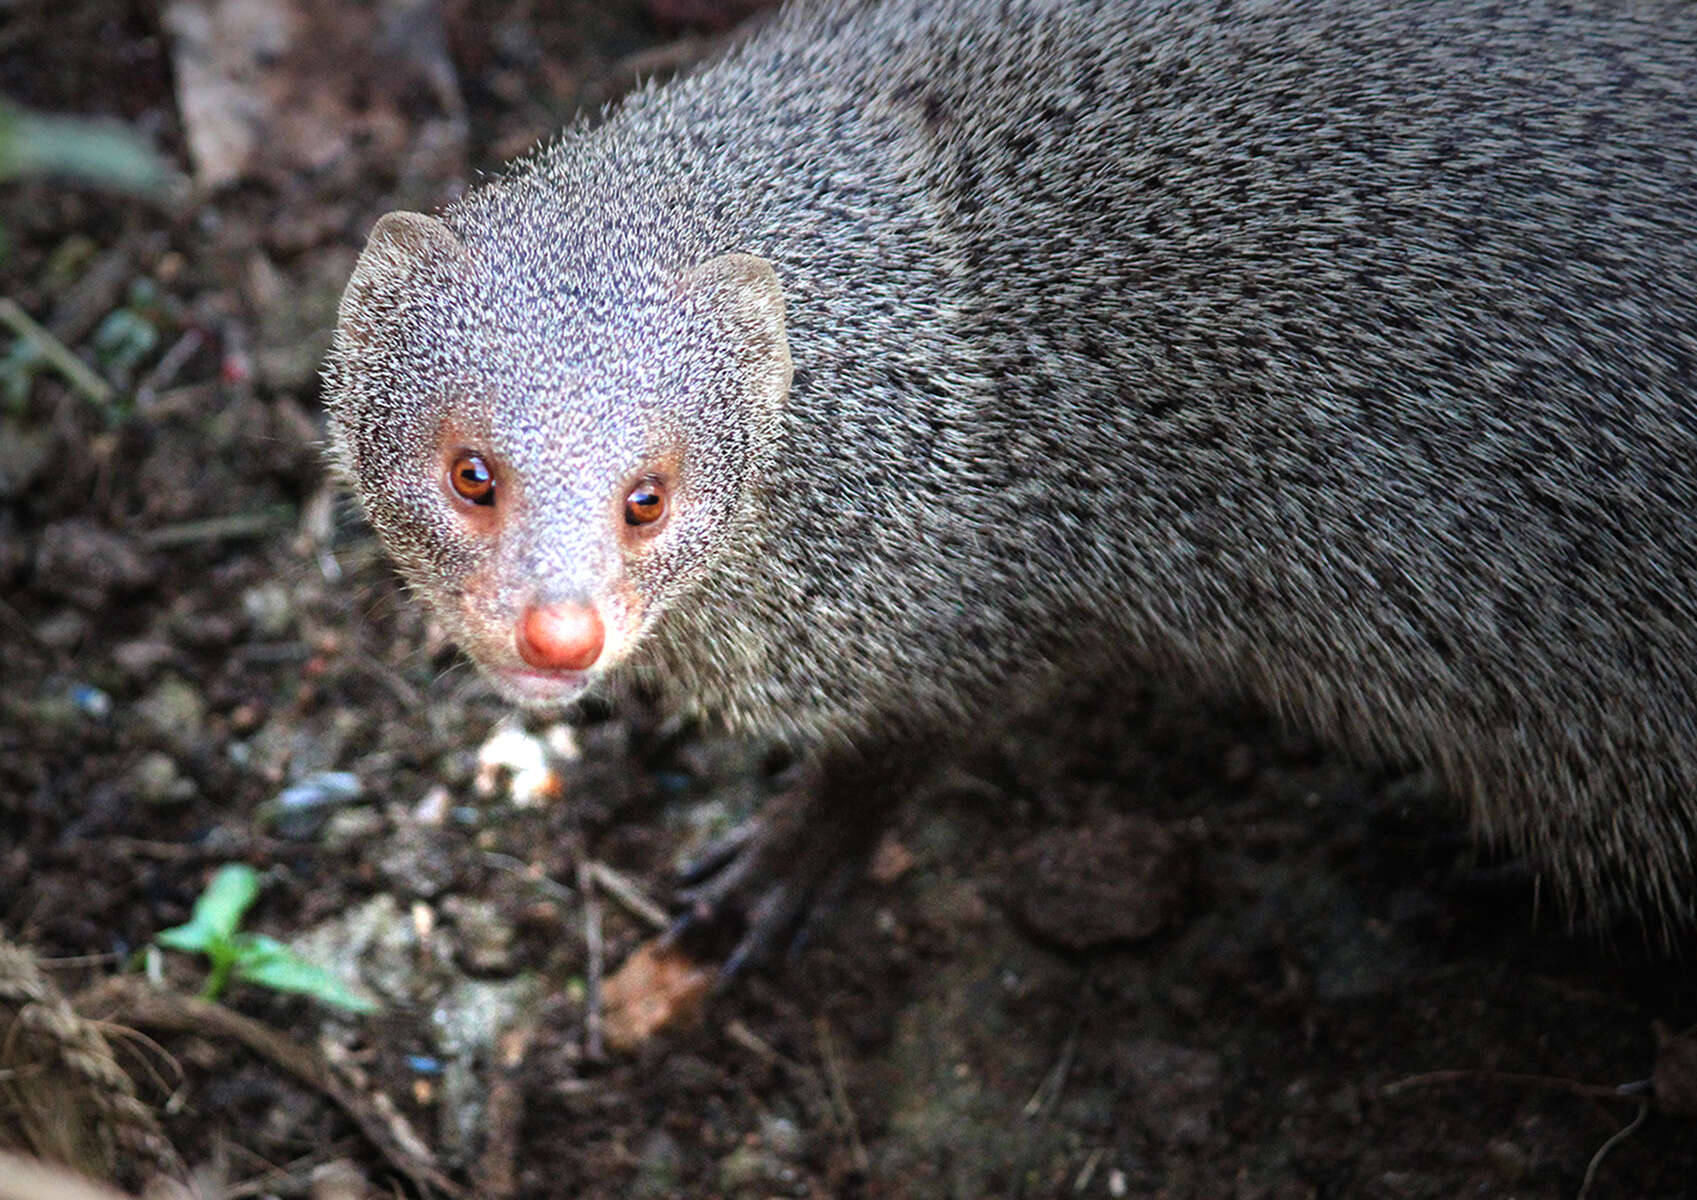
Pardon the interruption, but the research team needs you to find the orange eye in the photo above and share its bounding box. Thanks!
[624,480,668,528]
[448,453,496,506]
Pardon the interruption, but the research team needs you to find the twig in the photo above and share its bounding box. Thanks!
[1009,1018,1084,1200]
[104,835,286,862]
[1023,1023,1079,1119]
[81,1018,185,1110]
[725,1018,790,1068]
[219,1149,338,1200]
[1072,1147,1105,1194]
[1379,1068,1636,1104]
[0,593,53,657]
[577,858,605,1061]
[35,953,120,970]
[479,853,575,903]
[725,1020,835,1129]
[134,328,204,409]
[355,658,423,710]
[587,859,669,931]
[0,296,115,404]
[814,1017,869,1174]
[727,1018,824,1090]
[141,507,293,548]
[1577,1103,1649,1200]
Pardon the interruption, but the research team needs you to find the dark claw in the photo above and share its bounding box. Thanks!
[663,749,921,982]
[720,879,813,982]
[675,820,760,888]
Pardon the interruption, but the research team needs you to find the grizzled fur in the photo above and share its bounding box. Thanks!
[327,0,1697,929]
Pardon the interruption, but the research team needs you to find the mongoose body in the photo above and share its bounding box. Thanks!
[327,0,1697,936]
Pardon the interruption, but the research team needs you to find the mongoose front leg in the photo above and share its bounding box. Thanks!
[670,744,926,980]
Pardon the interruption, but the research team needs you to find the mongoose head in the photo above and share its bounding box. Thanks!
[324,210,792,707]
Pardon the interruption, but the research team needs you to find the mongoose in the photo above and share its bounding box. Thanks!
[326,0,1697,960]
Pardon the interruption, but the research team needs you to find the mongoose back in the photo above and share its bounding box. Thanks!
[326,0,1697,945]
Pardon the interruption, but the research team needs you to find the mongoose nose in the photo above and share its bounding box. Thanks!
[516,602,605,672]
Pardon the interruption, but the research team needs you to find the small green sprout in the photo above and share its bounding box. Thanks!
[154,863,377,1014]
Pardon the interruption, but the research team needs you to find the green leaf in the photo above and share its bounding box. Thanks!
[232,933,379,1014]
[193,863,263,939]
[0,100,178,196]
[152,921,209,953]
[156,863,261,953]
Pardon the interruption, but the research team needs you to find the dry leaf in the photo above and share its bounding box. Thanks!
[602,941,713,1051]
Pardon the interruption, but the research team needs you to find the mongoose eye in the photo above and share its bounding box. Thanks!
[448,453,496,506]
[624,480,668,528]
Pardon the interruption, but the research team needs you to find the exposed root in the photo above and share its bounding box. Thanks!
[0,937,185,1190]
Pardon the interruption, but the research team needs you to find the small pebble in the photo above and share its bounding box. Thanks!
[130,750,191,805]
[265,770,364,840]
[412,783,453,827]
[1485,1138,1529,1184]
[37,610,90,650]
[321,806,387,851]
[758,1114,804,1159]
[69,682,113,720]
[241,580,295,638]
[134,675,207,747]
[441,895,518,974]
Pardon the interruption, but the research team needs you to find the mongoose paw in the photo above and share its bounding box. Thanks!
[669,851,863,984]
[666,753,914,983]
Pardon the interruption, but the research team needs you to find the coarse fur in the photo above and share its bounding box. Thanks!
[326,0,1697,933]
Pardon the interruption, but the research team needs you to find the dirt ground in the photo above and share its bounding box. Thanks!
[3,2,1695,1198]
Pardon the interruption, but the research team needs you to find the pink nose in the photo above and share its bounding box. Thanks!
[516,602,605,672]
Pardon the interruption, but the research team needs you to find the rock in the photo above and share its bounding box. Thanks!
[440,895,518,974]
[241,579,295,638]
[263,770,363,840]
[130,750,193,805]
[430,975,540,1158]
[321,806,387,851]
[1003,812,1190,949]
[134,674,208,749]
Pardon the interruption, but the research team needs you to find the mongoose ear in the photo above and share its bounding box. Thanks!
[682,253,793,413]
[337,212,465,344]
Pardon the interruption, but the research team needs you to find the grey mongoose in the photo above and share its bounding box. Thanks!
[325,0,1697,959]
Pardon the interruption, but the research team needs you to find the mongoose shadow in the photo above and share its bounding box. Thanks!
[325,0,1697,972]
